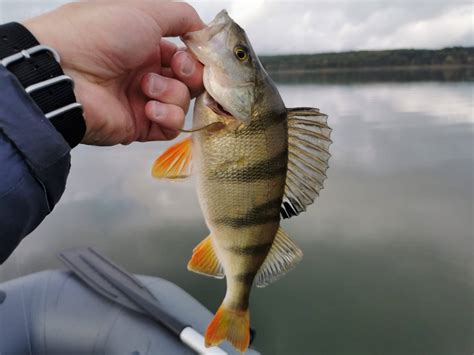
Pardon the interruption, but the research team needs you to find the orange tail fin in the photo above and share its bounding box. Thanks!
[205,305,250,353]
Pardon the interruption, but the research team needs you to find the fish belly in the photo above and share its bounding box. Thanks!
[193,98,288,309]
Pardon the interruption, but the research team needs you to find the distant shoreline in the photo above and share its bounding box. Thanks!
[260,47,474,73]
[265,64,473,74]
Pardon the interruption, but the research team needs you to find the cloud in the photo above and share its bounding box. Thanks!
[0,0,471,54]
[365,4,473,50]
[192,0,473,53]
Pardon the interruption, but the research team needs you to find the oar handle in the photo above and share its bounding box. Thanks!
[180,327,227,354]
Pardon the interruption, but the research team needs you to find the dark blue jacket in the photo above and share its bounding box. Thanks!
[0,66,70,264]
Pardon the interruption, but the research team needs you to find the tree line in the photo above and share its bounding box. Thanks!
[259,47,474,72]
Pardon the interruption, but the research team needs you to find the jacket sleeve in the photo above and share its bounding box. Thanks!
[0,66,71,264]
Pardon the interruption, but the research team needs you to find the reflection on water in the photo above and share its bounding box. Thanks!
[1,70,473,355]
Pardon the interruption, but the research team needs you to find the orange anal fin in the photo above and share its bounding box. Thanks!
[205,305,250,353]
[152,137,192,179]
[188,235,224,279]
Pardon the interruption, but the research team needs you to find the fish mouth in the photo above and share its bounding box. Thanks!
[204,92,234,118]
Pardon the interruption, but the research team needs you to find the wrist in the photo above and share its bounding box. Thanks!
[0,21,86,147]
[22,19,73,82]
[24,14,97,145]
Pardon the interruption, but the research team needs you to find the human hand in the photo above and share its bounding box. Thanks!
[24,1,205,145]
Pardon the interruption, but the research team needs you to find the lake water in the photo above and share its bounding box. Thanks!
[1,69,473,355]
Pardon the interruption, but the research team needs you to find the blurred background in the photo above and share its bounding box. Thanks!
[0,1,473,354]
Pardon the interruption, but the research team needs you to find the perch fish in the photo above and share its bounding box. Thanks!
[152,10,332,353]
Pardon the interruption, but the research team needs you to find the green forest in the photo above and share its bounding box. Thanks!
[260,47,474,72]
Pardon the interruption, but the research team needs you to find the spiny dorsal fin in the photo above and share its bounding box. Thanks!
[188,235,225,279]
[255,228,303,288]
[152,136,192,179]
[281,107,332,219]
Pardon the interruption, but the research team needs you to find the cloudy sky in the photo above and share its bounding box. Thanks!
[0,0,472,54]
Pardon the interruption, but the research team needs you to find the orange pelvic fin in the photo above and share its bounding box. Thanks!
[188,235,224,279]
[151,136,192,179]
[205,305,250,353]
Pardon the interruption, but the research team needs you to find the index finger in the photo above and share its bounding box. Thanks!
[143,1,206,37]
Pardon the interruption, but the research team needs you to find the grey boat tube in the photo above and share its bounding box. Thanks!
[0,270,260,354]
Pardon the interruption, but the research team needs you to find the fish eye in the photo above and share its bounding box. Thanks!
[234,46,249,61]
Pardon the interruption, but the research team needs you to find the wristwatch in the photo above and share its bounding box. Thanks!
[0,22,86,148]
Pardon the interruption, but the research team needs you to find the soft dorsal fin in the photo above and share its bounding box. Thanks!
[188,235,225,279]
[152,136,193,179]
[281,107,332,219]
[255,228,303,288]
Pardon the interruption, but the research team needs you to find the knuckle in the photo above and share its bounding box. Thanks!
[173,105,186,119]
[177,81,191,99]
[180,2,196,16]
[168,79,190,102]
[59,2,80,12]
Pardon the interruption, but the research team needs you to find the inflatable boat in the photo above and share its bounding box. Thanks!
[0,247,259,354]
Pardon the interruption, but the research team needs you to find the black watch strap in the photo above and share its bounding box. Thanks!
[0,22,86,148]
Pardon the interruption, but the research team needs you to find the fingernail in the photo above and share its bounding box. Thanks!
[180,52,195,76]
[149,74,166,95]
[152,102,167,121]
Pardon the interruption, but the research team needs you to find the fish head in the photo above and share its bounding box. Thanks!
[182,10,267,125]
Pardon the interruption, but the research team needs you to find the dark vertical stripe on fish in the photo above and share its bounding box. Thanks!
[249,198,282,215]
[227,288,251,310]
[255,111,287,128]
[227,242,273,255]
[208,149,288,182]
[234,272,255,285]
[215,197,282,228]
[216,214,280,228]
